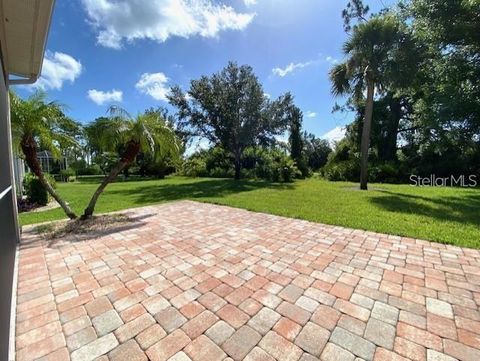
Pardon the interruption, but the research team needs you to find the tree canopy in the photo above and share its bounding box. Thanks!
[168,62,293,179]
[325,0,480,183]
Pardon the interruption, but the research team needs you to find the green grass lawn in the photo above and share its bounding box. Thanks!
[20,176,480,248]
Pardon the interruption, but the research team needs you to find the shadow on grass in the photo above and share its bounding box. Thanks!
[107,178,294,205]
[76,175,158,184]
[369,189,480,227]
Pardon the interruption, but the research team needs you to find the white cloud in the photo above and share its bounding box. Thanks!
[33,51,82,90]
[87,89,123,105]
[272,55,339,78]
[272,61,312,77]
[135,72,170,101]
[264,92,271,99]
[244,0,257,6]
[325,56,339,65]
[305,111,317,118]
[81,0,256,49]
[322,126,346,145]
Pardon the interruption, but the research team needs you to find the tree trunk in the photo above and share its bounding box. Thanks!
[234,149,241,180]
[383,96,401,161]
[21,135,77,219]
[360,78,375,190]
[82,140,140,219]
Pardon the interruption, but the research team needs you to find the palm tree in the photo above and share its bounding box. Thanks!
[10,91,78,219]
[330,15,404,190]
[81,107,180,219]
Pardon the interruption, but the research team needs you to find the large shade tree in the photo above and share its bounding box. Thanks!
[330,15,418,189]
[82,107,180,219]
[404,0,480,171]
[10,91,78,219]
[168,62,292,179]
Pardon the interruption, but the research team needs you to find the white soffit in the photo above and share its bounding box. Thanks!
[0,0,55,82]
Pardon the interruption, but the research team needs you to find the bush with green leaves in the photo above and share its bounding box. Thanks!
[181,157,208,177]
[60,168,76,182]
[369,162,404,184]
[208,166,235,178]
[320,139,361,181]
[76,164,103,176]
[135,153,176,178]
[183,145,302,182]
[246,147,301,182]
[272,157,301,183]
[321,160,360,181]
[23,173,57,206]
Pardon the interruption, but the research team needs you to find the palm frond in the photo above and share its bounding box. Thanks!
[107,105,133,121]
[137,112,181,163]
[329,63,351,96]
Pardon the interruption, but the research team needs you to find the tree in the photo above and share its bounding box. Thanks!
[403,0,480,170]
[82,107,180,219]
[303,132,332,171]
[342,0,370,32]
[286,96,308,177]
[84,116,111,159]
[168,62,290,179]
[10,91,78,219]
[327,0,478,182]
[330,15,416,189]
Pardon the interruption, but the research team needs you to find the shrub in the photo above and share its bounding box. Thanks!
[282,159,301,182]
[252,149,300,182]
[321,159,360,181]
[240,168,257,179]
[23,173,56,206]
[369,162,402,183]
[271,158,300,182]
[77,175,108,183]
[70,159,87,173]
[76,164,103,176]
[182,146,303,182]
[135,152,176,178]
[209,167,234,178]
[181,158,208,177]
[60,168,76,182]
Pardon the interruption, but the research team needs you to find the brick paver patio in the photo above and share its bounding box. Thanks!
[14,201,480,361]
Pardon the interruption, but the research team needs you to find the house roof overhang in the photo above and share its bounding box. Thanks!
[0,0,55,85]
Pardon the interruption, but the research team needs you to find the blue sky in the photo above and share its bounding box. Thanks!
[14,0,388,144]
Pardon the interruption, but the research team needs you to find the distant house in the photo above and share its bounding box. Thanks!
[13,151,67,194]
[36,150,68,174]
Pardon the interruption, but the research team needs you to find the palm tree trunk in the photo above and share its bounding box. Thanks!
[360,78,375,190]
[21,135,77,219]
[82,140,140,219]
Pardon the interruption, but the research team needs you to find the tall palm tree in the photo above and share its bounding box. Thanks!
[10,91,78,219]
[330,15,405,190]
[82,107,180,219]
